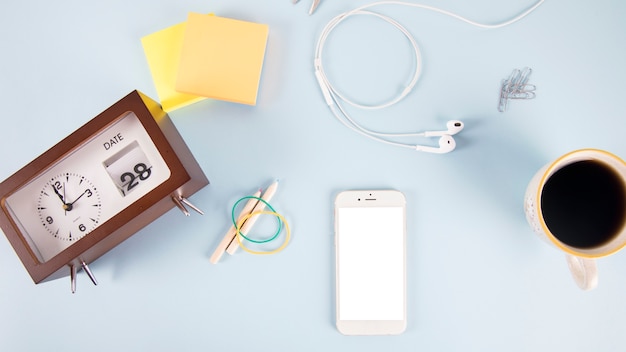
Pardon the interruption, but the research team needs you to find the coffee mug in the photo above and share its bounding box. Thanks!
[524,149,626,290]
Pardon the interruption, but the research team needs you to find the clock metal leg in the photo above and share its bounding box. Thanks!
[81,260,98,286]
[172,195,204,216]
[172,196,190,216]
[180,196,204,215]
[70,265,77,294]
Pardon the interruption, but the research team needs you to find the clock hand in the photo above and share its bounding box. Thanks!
[51,185,66,204]
[62,182,69,215]
[65,189,90,211]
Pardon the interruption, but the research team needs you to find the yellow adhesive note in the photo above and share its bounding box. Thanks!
[141,21,206,112]
[176,13,270,105]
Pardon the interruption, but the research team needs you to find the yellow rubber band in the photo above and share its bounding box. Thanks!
[235,210,291,255]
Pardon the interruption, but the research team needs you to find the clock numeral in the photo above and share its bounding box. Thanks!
[120,163,152,195]
[54,181,62,190]
[45,216,54,225]
[135,163,152,181]
[79,224,86,232]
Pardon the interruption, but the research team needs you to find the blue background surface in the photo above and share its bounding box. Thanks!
[1,1,625,351]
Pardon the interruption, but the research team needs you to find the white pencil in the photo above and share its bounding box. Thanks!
[210,189,262,264]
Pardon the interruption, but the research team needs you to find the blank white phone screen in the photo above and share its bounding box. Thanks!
[337,206,404,321]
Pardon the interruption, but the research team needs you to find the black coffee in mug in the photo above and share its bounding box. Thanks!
[540,160,626,249]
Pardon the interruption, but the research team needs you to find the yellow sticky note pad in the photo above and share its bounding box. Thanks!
[141,21,206,112]
[176,13,270,105]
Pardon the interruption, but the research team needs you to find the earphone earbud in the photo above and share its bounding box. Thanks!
[414,121,462,153]
[414,135,456,154]
[423,120,464,137]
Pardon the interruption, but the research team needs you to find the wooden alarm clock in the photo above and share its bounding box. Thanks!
[0,90,209,292]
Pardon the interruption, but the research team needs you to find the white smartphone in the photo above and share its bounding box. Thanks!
[334,190,407,335]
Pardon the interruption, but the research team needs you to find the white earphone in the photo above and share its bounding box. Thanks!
[423,120,464,137]
[415,135,456,154]
[313,0,544,154]
[416,121,464,153]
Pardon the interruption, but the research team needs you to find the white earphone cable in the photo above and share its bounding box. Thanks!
[314,0,546,150]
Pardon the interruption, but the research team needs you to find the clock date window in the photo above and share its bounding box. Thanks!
[104,141,153,197]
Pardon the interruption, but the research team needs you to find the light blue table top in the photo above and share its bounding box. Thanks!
[1,1,625,351]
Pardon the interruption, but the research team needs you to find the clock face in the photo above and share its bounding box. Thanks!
[4,111,171,263]
[37,173,102,242]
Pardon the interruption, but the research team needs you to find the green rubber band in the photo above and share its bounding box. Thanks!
[231,196,283,244]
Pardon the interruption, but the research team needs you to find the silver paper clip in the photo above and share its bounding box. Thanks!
[498,67,536,112]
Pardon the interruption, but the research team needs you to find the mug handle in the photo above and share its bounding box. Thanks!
[565,255,598,290]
